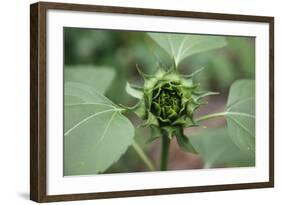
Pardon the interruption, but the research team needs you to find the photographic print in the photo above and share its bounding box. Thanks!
[63,28,255,176]
[30,2,273,202]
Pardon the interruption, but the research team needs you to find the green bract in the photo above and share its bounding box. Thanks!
[126,65,218,154]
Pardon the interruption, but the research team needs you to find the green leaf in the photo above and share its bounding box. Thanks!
[228,37,255,77]
[225,79,255,155]
[126,82,143,99]
[64,65,115,94]
[64,82,114,105]
[175,128,197,154]
[64,82,134,175]
[189,129,255,168]
[148,33,227,66]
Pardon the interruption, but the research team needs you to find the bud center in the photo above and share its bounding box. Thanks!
[151,82,183,124]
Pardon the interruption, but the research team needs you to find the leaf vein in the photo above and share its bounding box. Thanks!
[64,109,117,136]
[95,112,118,146]
[65,102,115,109]
[226,111,255,119]
[228,115,254,138]
[227,97,255,111]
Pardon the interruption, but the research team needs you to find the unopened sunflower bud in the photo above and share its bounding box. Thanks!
[125,64,218,153]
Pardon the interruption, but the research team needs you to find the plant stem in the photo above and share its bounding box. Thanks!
[160,136,170,171]
[196,112,227,122]
[132,140,156,171]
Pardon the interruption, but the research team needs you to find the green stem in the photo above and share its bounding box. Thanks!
[132,140,156,171]
[196,112,226,122]
[160,136,170,171]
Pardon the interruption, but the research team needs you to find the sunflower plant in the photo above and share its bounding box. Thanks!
[64,32,255,175]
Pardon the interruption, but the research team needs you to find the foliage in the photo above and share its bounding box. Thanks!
[148,33,226,67]
[63,29,255,175]
[225,80,255,155]
[189,129,255,168]
[64,73,134,175]
[182,37,255,91]
[64,65,115,94]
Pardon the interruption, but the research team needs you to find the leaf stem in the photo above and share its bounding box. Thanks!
[160,136,170,171]
[196,112,226,122]
[132,140,156,171]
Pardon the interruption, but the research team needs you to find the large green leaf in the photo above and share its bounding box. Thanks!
[64,82,134,175]
[148,33,227,66]
[189,129,255,168]
[225,80,255,155]
[64,82,113,105]
[64,65,115,94]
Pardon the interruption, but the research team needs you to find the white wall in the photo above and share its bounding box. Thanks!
[0,0,279,204]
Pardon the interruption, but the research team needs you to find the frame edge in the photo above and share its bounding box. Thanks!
[269,17,274,188]
[37,1,274,22]
[30,2,40,202]
[30,2,48,203]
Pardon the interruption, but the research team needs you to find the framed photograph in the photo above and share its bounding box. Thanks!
[30,1,274,202]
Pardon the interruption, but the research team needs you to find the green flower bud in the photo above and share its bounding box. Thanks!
[125,64,218,153]
[150,81,188,125]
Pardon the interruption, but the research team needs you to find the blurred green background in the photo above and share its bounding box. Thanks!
[64,27,255,173]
